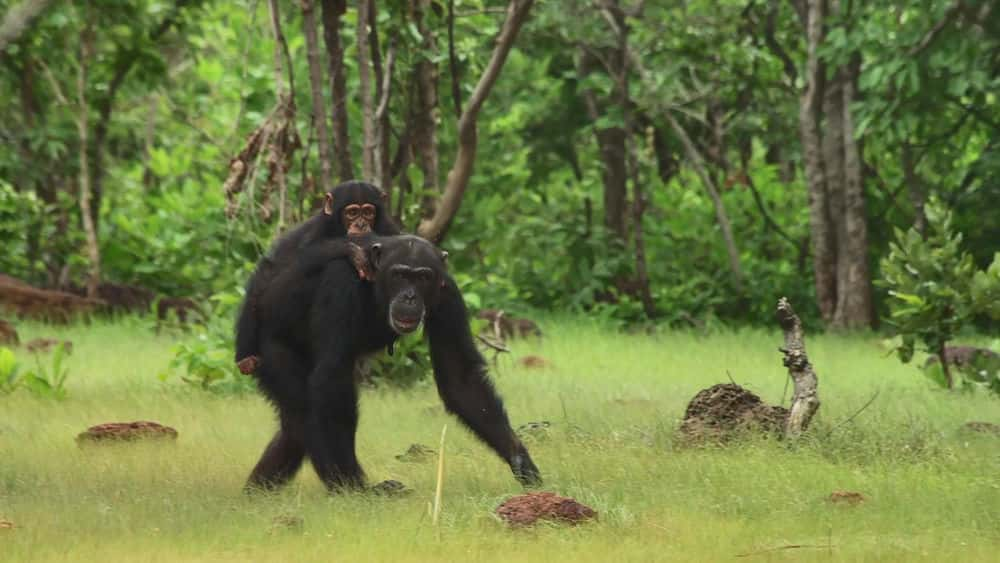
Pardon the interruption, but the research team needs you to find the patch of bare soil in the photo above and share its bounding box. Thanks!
[517,355,551,369]
[395,444,435,463]
[496,492,597,527]
[0,518,13,530]
[0,319,18,345]
[476,309,542,339]
[828,491,865,505]
[76,421,178,444]
[0,274,104,322]
[678,383,788,443]
[22,338,73,354]
[962,421,1000,435]
[370,479,410,496]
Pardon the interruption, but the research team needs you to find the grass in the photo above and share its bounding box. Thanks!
[2,316,1000,562]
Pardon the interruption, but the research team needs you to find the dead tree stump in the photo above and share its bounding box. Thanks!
[776,297,820,435]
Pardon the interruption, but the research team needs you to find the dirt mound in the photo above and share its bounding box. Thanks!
[678,383,788,443]
[962,421,1000,435]
[395,443,435,462]
[476,309,542,339]
[65,282,203,323]
[0,518,13,530]
[496,492,597,526]
[828,490,865,505]
[22,338,72,354]
[924,345,999,368]
[76,421,178,444]
[0,274,104,322]
[517,355,551,369]
[0,319,17,345]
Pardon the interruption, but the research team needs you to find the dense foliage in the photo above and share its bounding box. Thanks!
[1,0,997,330]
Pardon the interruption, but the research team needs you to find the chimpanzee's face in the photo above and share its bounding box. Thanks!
[342,203,376,235]
[371,236,449,335]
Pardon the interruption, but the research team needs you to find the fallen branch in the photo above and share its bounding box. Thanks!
[777,297,820,435]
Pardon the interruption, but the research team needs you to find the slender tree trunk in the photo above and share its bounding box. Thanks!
[578,48,628,240]
[319,0,355,182]
[76,12,100,298]
[798,0,837,322]
[356,0,376,181]
[301,0,334,194]
[0,0,54,51]
[416,0,535,243]
[410,0,441,218]
[665,113,743,288]
[834,54,873,328]
[823,68,847,323]
[938,343,954,389]
[368,0,394,196]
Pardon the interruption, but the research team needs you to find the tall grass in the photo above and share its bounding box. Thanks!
[1,317,999,562]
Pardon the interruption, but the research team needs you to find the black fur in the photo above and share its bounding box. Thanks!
[243,235,542,492]
[235,181,399,367]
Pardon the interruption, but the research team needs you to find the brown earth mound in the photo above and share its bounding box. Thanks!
[76,421,178,444]
[495,492,597,526]
[66,282,203,323]
[962,421,1000,435]
[0,319,17,345]
[678,383,788,443]
[395,443,436,463]
[0,518,13,530]
[828,490,865,505]
[0,274,104,322]
[517,355,551,369]
[23,338,72,354]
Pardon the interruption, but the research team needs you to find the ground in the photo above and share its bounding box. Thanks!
[1,317,999,562]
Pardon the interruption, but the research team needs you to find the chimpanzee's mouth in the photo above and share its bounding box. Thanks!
[390,314,423,335]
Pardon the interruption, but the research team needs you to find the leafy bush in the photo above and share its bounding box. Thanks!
[0,347,21,395]
[880,197,1000,391]
[1,344,74,399]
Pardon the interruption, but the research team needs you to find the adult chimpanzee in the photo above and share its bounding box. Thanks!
[235,180,399,375]
[245,234,542,491]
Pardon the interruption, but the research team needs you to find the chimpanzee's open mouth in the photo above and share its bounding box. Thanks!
[390,315,422,334]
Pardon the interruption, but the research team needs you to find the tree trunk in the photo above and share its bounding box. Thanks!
[665,113,744,289]
[368,0,394,196]
[0,0,54,51]
[301,0,334,195]
[938,343,955,389]
[798,0,837,322]
[833,54,873,329]
[319,0,355,182]
[76,15,100,298]
[356,0,376,181]
[410,0,441,218]
[578,48,628,241]
[416,0,535,243]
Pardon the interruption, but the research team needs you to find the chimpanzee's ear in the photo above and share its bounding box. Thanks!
[323,193,334,215]
[370,243,383,270]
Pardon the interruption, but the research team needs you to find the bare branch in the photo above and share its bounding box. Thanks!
[906,0,962,58]
[776,298,820,435]
[447,0,462,118]
[417,0,535,243]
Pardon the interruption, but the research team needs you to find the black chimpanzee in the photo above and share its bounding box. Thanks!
[244,234,542,491]
[235,180,400,375]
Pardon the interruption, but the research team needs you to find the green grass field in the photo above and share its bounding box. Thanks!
[2,318,999,562]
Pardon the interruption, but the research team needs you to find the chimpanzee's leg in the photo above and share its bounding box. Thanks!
[244,340,309,492]
[304,356,366,491]
[244,419,305,492]
[426,283,542,486]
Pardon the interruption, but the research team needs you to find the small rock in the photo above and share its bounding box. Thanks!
[76,421,178,444]
[395,444,435,463]
[23,338,72,354]
[496,492,597,526]
[962,421,1000,435]
[370,479,410,496]
[517,355,551,369]
[828,490,865,505]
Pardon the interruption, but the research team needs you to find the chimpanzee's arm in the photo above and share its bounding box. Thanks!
[234,257,276,369]
[425,277,542,486]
